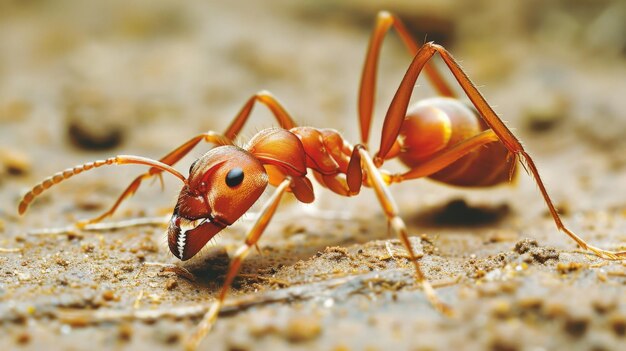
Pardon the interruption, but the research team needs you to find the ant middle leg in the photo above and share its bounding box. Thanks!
[358,146,452,315]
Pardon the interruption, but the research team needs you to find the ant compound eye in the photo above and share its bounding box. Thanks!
[225,167,244,188]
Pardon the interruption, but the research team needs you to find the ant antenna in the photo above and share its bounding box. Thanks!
[18,155,186,215]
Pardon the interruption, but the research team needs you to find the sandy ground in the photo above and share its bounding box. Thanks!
[1,1,625,350]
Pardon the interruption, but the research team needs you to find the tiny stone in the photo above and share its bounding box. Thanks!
[0,147,31,176]
[102,290,115,301]
[564,316,589,337]
[285,315,322,343]
[609,314,626,336]
[165,278,178,290]
[118,323,133,342]
[514,239,538,254]
[16,331,31,345]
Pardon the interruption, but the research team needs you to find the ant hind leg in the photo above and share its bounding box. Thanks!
[377,41,625,260]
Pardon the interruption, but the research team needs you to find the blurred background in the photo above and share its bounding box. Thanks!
[0,0,625,350]
[1,0,625,211]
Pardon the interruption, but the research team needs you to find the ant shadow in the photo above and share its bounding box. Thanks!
[181,198,511,289]
[407,198,511,229]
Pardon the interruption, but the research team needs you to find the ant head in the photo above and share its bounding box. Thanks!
[168,146,268,260]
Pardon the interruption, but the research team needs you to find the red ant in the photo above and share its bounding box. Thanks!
[18,11,625,350]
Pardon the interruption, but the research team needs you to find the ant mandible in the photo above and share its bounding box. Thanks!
[18,11,626,350]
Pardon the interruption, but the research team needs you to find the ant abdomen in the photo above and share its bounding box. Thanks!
[398,97,516,187]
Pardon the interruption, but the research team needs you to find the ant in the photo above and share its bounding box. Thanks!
[17,11,625,350]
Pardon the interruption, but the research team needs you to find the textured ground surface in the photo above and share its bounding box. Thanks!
[1,1,625,350]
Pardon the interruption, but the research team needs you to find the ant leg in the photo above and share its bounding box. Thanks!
[76,132,231,227]
[359,11,454,145]
[82,92,295,226]
[358,147,452,315]
[384,129,500,183]
[185,178,292,350]
[380,42,625,259]
[433,44,625,259]
[81,90,295,226]
[224,90,297,140]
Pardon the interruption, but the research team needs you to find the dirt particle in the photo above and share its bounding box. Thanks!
[65,91,125,151]
[323,246,351,261]
[563,316,589,337]
[514,239,559,263]
[285,315,322,343]
[81,243,95,253]
[118,323,133,342]
[609,314,626,337]
[55,257,69,267]
[66,315,89,328]
[15,331,31,345]
[522,90,568,133]
[154,326,180,344]
[543,301,568,319]
[138,238,159,253]
[165,278,178,290]
[102,290,116,301]
[556,262,585,274]
[531,247,559,263]
[490,338,518,351]
[0,147,31,176]
[517,296,543,311]
[75,196,104,211]
[514,239,538,254]
[283,223,306,236]
[490,299,512,319]
[591,299,617,315]
[0,99,32,122]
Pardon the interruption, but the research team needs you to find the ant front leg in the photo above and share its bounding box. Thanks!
[80,91,297,227]
[76,132,232,227]
[359,11,455,145]
[379,42,626,260]
[185,178,292,351]
[357,146,452,316]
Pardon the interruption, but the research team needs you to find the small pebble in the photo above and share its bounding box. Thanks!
[102,290,116,301]
[0,147,31,176]
[490,300,512,319]
[556,262,584,274]
[522,90,568,132]
[609,314,626,336]
[65,90,125,150]
[564,316,589,337]
[285,315,322,343]
[118,323,133,342]
[16,331,31,345]
[514,239,538,254]
[165,278,178,290]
